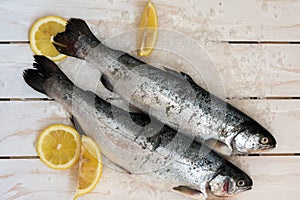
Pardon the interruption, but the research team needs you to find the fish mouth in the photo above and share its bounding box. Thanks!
[270,144,276,149]
[238,186,252,193]
[222,178,230,194]
[246,186,252,191]
[264,144,276,149]
[254,143,276,152]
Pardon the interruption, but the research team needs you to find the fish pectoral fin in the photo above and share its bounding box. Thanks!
[102,156,133,174]
[173,186,204,197]
[204,139,233,156]
[108,98,143,113]
[69,116,134,175]
[100,74,114,92]
[100,74,142,113]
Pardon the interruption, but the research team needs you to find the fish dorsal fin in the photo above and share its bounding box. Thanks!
[162,67,183,78]
[162,67,200,88]
[180,72,197,85]
[162,67,197,86]
[173,186,206,199]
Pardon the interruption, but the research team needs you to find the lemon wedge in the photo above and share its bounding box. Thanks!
[29,16,67,61]
[137,0,158,57]
[36,124,81,170]
[74,135,102,199]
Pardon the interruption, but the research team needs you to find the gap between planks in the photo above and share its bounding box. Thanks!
[0,41,29,44]
[0,98,53,101]
[2,41,300,44]
[1,154,300,160]
[0,156,39,159]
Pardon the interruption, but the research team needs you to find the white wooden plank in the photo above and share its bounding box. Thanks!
[0,44,44,98]
[213,156,300,200]
[0,63,47,99]
[1,43,300,98]
[0,100,299,156]
[229,99,300,154]
[208,43,300,98]
[144,42,300,98]
[0,159,191,200]
[1,0,300,41]
[1,156,300,200]
[0,101,71,156]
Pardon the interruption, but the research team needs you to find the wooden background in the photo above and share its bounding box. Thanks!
[1,0,300,199]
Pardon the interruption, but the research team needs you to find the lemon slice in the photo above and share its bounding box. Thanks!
[137,0,158,57]
[36,124,81,170]
[29,16,67,61]
[74,135,102,199]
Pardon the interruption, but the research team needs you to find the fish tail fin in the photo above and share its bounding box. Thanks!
[53,18,100,59]
[23,55,65,95]
[23,69,47,95]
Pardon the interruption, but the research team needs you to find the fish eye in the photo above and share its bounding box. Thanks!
[260,137,269,144]
[237,179,245,187]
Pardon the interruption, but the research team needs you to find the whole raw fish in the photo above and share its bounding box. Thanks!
[53,18,276,155]
[23,55,252,199]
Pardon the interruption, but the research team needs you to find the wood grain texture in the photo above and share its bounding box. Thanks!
[1,0,300,41]
[229,99,300,154]
[213,156,300,200]
[1,44,300,98]
[1,1,300,199]
[0,101,71,156]
[0,159,192,200]
[0,100,299,157]
[1,157,300,200]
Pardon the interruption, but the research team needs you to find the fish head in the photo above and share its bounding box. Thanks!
[231,121,276,154]
[208,163,253,196]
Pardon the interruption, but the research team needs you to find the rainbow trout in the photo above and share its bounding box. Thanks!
[23,56,252,199]
[53,19,276,155]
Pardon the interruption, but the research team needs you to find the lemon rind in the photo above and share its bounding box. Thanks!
[74,135,102,199]
[29,16,67,62]
[36,124,81,170]
[137,1,158,57]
